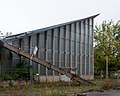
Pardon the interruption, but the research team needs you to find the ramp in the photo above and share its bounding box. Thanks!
[0,40,95,86]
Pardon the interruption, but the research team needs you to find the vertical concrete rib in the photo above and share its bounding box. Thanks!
[75,23,77,73]
[92,18,94,79]
[70,24,72,69]
[79,21,82,77]
[37,33,40,74]
[58,27,61,78]
[64,26,67,68]
[45,32,48,79]
[84,20,86,79]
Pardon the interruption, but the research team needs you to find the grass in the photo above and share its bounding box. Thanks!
[0,79,108,96]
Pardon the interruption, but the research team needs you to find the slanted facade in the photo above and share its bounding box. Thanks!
[0,14,99,81]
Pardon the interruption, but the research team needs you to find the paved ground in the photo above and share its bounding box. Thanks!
[85,90,120,96]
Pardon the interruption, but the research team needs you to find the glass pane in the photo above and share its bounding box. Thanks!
[82,55,85,64]
[72,41,75,53]
[40,34,45,49]
[54,37,59,50]
[86,64,89,75]
[66,25,70,40]
[82,43,85,54]
[54,52,58,62]
[67,53,70,67]
[90,45,93,55]
[72,54,75,67]
[77,42,80,54]
[71,32,75,41]
[90,63,93,75]
[81,34,85,43]
[86,44,89,55]
[76,33,80,42]
[77,64,80,75]
[90,37,93,45]
[86,35,89,44]
[48,69,53,76]
[66,40,70,52]
[54,28,59,37]
[61,39,65,51]
[77,55,80,62]
[85,19,89,35]
[47,30,52,36]
[89,26,93,37]
[23,37,29,52]
[60,26,65,38]
[76,22,80,33]
[40,65,46,76]
[40,50,45,60]
[82,64,85,75]
[47,36,52,49]
[81,20,85,34]
[47,50,52,61]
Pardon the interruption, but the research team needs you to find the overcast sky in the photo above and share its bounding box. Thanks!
[0,0,120,35]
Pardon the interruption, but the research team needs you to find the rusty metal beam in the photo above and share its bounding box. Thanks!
[0,40,95,86]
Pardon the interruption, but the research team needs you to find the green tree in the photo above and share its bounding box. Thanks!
[94,20,120,78]
[15,59,31,80]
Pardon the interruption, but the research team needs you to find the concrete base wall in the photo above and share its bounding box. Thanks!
[39,75,94,82]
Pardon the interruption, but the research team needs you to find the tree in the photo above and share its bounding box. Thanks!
[15,59,31,80]
[94,20,120,79]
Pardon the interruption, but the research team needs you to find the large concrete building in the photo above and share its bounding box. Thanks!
[0,14,99,81]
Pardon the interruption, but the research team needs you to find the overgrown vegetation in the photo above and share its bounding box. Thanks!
[0,59,31,81]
